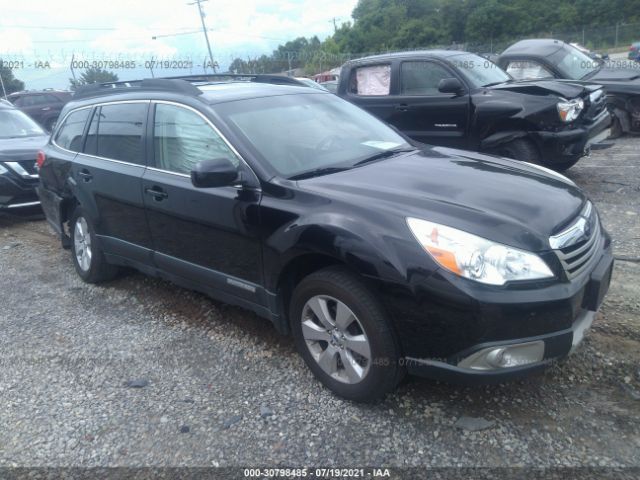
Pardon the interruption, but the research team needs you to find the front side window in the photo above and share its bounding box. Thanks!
[505,60,554,80]
[86,103,147,164]
[54,109,89,150]
[153,103,239,175]
[451,53,511,87]
[350,64,391,96]
[400,61,453,95]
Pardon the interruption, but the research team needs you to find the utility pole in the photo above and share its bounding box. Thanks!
[188,0,216,73]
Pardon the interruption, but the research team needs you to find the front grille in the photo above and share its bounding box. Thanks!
[4,160,38,179]
[551,202,603,280]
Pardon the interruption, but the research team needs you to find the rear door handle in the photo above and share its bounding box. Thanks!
[394,103,409,112]
[78,169,93,182]
[145,186,168,200]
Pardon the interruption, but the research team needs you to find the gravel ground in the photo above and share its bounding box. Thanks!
[0,138,638,470]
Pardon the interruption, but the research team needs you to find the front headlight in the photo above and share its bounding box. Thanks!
[406,218,554,285]
[557,98,584,122]
[0,163,8,175]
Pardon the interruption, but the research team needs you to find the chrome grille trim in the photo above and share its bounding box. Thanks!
[551,202,603,280]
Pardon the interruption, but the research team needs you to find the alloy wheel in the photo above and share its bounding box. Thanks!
[73,217,92,272]
[301,295,372,384]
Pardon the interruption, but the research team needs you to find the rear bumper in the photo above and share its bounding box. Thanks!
[532,109,612,163]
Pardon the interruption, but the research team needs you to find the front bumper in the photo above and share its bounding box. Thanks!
[532,109,612,163]
[382,236,614,384]
[0,174,40,210]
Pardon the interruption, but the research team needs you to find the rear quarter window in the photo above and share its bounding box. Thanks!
[54,109,91,152]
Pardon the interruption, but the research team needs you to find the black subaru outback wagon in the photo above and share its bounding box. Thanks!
[37,76,613,401]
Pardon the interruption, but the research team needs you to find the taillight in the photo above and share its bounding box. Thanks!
[36,150,46,169]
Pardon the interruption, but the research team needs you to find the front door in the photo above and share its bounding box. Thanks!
[392,60,470,147]
[142,101,263,303]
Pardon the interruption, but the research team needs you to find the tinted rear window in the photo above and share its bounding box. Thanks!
[84,103,147,164]
[54,109,90,151]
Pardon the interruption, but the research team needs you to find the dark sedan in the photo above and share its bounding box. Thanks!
[498,39,640,137]
[0,101,48,211]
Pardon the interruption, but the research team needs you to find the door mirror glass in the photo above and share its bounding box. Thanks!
[438,78,464,94]
[191,158,240,188]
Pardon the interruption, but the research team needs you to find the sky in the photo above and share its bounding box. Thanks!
[0,0,357,89]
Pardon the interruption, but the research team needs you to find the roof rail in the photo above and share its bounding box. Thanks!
[159,73,306,87]
[71,74,306,100]
[72,78,203,100]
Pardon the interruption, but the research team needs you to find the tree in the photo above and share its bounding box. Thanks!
[0,62,25,96]
[69,67,118,90]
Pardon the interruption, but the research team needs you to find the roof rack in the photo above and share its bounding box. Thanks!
[72,74,306,100]
[160,73,306,87]
[72,78,203,100]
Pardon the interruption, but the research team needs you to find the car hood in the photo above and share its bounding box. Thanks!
[0,135,49,160]
[300,148,586,252]
[488,79,597,99]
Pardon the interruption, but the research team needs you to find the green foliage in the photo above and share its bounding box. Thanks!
[0,62,25,96]
[228,0,640,75]
[69,67,119,90]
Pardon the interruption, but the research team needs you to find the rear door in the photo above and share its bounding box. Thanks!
[392,60,470,147]
[342,62,397,124]
[142,101,264,304]
[71,101,154,264]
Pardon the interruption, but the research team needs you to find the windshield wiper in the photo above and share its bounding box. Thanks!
[353,147,416,167]
[288,166,352,180]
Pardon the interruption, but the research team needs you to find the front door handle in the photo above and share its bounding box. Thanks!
[394,103,409,112]
[145,186,168,201]
[78,169,93,182]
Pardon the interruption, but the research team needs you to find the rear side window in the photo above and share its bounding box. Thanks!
[401,61,452,95]
[349,64,391,96]
[153,103,239,175]
[54,109,90,152]
[84,103,147,164]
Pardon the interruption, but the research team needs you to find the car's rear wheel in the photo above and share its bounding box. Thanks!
[70,208,118,283]
[290,267,404,401]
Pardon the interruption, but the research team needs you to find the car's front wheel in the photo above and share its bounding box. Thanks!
[70,208,118,283]
[290,267,404,401]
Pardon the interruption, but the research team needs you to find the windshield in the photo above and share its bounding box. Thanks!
[215,93,412,178]
[0,109,46,139]
[450,53,511,88]
[549,46,600,80]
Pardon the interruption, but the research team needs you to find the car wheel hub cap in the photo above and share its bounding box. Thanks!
[301,295,371,384]
[74,217,92,272]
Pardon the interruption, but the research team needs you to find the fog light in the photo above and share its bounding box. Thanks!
[458,341,545,370]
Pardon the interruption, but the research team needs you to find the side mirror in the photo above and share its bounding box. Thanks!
[438,77,464,95]
[191,158,240,188]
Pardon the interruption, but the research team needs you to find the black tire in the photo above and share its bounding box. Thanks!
[542,156,581,172]
[489,138,541,163]
[70,208,118,283]
[609,112,623,139]
[289,267,404,402]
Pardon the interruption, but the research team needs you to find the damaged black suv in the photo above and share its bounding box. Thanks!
[338,50,611,170]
